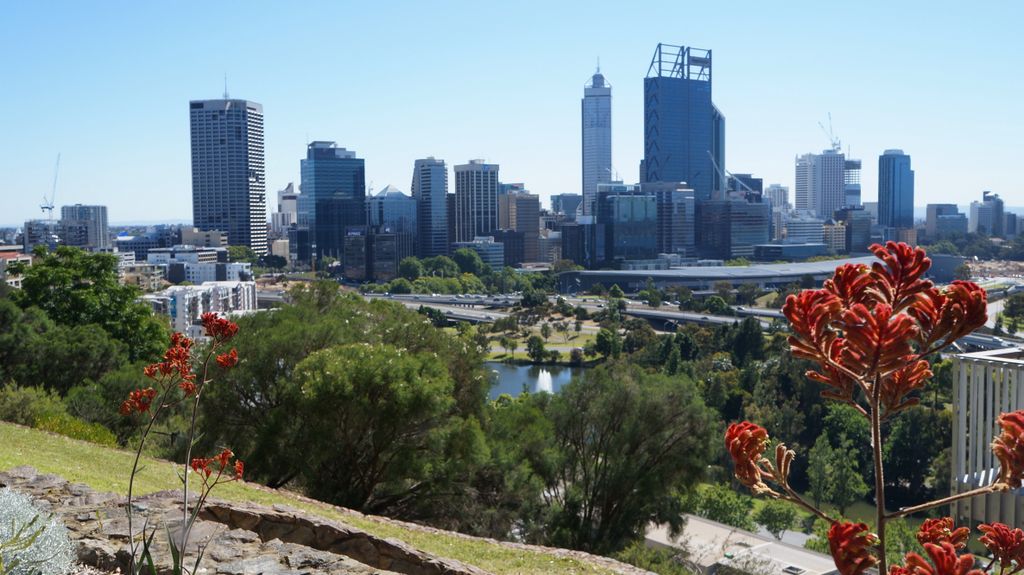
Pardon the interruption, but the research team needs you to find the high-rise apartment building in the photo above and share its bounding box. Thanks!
[765,184,790,212]
[297,142,366,262]
[970,191,1005,237]
[878,150,914,229]
[60,204,109,249]
[498,190,540,261]
[582,68,612,215]
[643,44,724,201]
[411,157,449,258]
[454,160,499,242]
[795,150,845,220]
[367,185,416,234]
[189,99,266,254]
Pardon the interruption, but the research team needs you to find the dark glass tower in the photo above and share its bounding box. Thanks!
[411,157,449,258]
[643,44,724,201]
[877,149,914,229]
[297,141,366,262]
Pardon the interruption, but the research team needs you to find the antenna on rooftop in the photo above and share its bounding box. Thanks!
[596,56,600,74]
[223,73,229,99]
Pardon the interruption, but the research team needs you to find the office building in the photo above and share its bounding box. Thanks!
[491,229,525,267]
[411,157,449,258]
[271,183,299,236]
[582,67,612,215]
[878,150,914,229]
[367,185,416,234]
[551,193,583,219]
[452,236,505,269]
[297,141,366,262]
[498,190,540,261]
[925,204,968,240]
[970,191,1005,237]
[823,220,848,253]
[113,225,182,261]
[643,44,724,201]
[765,184,790,213]
[643,181,695,256]
[844,159,862,207]
[181,227,228,248]
[1007,213,1020,240]
[538,230,562,263]
[784,212,825,244]
[697,198,771,259]
[454,160,499,242]
[834,207,873,254]
[795,150,846,219]
[189,99,266,254]
[727,173,763,195]
[595,183,657,263]
[60,204,109,249]
[952,348,1024,526]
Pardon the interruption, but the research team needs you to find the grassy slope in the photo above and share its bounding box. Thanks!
[0,422,613,575]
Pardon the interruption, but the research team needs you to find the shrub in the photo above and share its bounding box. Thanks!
[0,488,74,575]
[34,413,117,447]
[0,384,65,427]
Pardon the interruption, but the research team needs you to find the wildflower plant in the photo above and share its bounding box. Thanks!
[121,312,243,575]
[725,242,1024,573]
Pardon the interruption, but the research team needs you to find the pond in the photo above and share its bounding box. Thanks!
[486,362,587,398]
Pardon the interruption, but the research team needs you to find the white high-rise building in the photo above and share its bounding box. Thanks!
[189,99,267,255]
[795,150,845,220]
[454,160,499,243]
[765,184,790,212]
[412,157,449,258]
[581,67,612,216]
[271,183,299,235]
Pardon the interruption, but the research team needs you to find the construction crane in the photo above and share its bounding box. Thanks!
[818,113,841,152]
[706,150,758,197]
[40,153,60,220]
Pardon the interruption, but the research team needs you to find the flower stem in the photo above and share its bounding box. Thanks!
[870,374,886,572]
[884,484,1001,520]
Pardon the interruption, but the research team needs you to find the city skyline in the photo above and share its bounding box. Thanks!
[1,2,1021,226]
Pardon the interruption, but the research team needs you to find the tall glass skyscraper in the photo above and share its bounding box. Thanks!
[366,185,416,234]
[643,44,724,201]
[189,99,267,254]
[298,141,366,261]
[454,160,499,242]
[877,149,914,229]
[581,67,611,215]
[412,157,449,258]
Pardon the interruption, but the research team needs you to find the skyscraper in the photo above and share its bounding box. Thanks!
[271,183,299,236]
[367,185,416,234]
[794,150,845,219]
[297,141,366,261]
[765,184,790,212]
[454,160,499,242]
[642,181,695,256]
[877,149,914,229]
[189,99,266,254]
[60,204,109,249]
[582,67,612,215]
[925,204,967,240]
[643,44,724,201]
[969,191,1004,237]
[411,157,449,258]
[498,190,541,262]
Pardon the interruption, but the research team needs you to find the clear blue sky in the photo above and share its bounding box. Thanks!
[1,1,1021,226]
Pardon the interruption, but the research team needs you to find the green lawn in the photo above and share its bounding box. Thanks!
[0,422,615,575]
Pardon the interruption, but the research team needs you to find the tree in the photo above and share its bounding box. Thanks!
[398,257,424,280]
[551,259,580,273]
[556,321,570,342]
[574,306,589,321]
[452,248,486,276]
[526,335,546,363]
[594,328,622,358]
[422,255,460,278]
[692,483,755,531]
[227,245,257,263]
[731,317,765,364]
[544,364,715,552]
[925,240,960,256]
[10,246,167,361]
[703,295,730,316]
[540,322,552,341]
[754,500,797,540]
[608,284,625,299]
[257,254,287,270]
[807,433,833,508]
[520,287,548,309]
[388,277,413,294]
[828,437,869,516]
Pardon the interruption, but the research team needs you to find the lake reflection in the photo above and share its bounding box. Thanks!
[486,362,586,398]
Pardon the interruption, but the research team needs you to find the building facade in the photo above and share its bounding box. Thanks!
[367,185,417,234]
[271,183,299,236]
[643,181,695,256]
[595,183,657,264]
[298,142,366,262]
[497,191,540,262]
[952,348,1024,526]
[970,191,1005,237]
[60,204,109,249]
[926,204,966,240]
[795,150,846,220]
[452,236,505,269]
[582,68,612,215]
[189,99,266,254]
[143,281,257,338]
[878,150,914,229]
[551,193,583,219]
[454,160,499,243]
[642,44,724,201]
[411,157,449,258]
